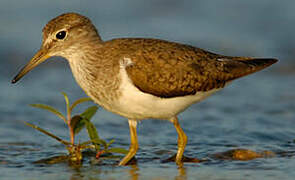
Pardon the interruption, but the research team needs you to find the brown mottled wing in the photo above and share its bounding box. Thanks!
[122,38,277,98]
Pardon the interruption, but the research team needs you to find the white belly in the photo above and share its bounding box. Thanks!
[108,59,220,120]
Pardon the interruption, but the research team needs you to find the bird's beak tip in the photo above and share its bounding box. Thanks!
[11,78,17,84]
[11,49,50,85]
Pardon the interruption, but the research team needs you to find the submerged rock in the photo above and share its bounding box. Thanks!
[213,148,275,161]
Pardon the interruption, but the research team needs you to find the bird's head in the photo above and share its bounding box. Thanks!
[12,12,100,83]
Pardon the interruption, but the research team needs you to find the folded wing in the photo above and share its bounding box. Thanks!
[122,39,277,98]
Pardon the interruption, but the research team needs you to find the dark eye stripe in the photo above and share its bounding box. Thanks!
[56,31,67,40]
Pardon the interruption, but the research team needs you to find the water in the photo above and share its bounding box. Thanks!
[1,0,295,179]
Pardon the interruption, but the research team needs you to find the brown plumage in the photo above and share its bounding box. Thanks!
[106,38,277,98]
[12,12,278,166]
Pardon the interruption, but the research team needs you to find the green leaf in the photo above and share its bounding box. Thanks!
[91,138,108,149]
[107,147,128,154]
[70,105,98,136]
[70,97,92,112]
[80,106,98,122]
[30,104,66,122]
[61,92,70,119]
[85,121,100,151]
[79,145,94,151]
[80,140,93,146]
[24,121,70,146]
[106,139,115,149]
[70,115,86,135]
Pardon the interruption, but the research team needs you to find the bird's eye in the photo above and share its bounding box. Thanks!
[56,30,67,40]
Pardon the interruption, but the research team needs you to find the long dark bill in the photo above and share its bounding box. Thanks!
[11,49,50,84]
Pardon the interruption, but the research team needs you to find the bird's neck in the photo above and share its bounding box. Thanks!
[66,41,121,106]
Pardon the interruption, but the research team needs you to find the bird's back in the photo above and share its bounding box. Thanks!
[101,38,277,98]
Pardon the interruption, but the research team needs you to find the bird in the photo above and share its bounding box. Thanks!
[12,12,278,166]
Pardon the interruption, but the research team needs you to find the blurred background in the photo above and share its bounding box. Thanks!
[0,0,295,180]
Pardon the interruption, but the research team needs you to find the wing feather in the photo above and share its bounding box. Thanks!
[111,38,277,98]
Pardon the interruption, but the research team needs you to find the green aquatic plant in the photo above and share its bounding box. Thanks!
[25,92,127,165]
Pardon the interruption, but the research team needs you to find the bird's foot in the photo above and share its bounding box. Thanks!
[118,156,137,166]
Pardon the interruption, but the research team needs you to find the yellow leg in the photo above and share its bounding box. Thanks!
[170,116,187,166]
[119,119,138,166]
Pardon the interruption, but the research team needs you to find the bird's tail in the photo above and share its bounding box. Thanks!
[220,57,278,80]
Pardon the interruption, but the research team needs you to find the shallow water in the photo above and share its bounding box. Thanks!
[1,0,295,180]
[1,62,295,180]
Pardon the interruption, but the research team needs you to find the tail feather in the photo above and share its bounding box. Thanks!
[238,58,278,76]
[240,58,278,68]
[220,58,278,81]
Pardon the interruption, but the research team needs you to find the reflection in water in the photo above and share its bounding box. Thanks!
[127,164,187,180]
[65,164,141,180]
[128,165,139,180]
[69,167,84,180]
[69,173,83,180]
[64,163,187,180]
[175,167,187,180]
